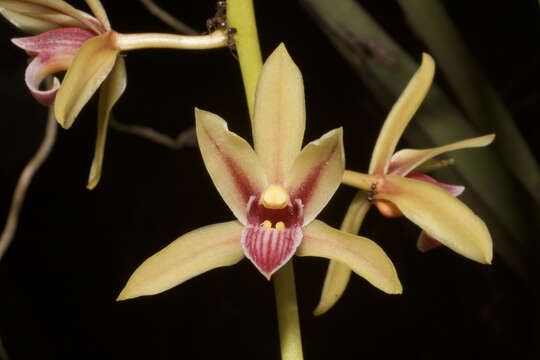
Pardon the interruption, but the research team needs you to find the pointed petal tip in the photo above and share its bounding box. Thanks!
[11,37,25,49]
[421,52,435,75]
[299,221,403,295]
[485,133,496,144]
[379,175,493,266]
[313,304,328,317]
[115,290,128,302]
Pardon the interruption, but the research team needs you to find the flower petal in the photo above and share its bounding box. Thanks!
[84,0,109,30]
[87,57,126,190]
[416,231,443,252]
[0,7,81,34]
[297,220,402,295]
[12,28,95,105]
[241,224,303,280]
[252,43,305,183]
[24,57,61,105]
[117,221,244,301]
[54,31,119,129]
[369,53,435,175]
[406,172,464,196]
[376,174,492,263]
[285,128,345,225]
[0,0,103,33]
[195,108,267,225]
[315,192,372,316]
[389,134,495,176]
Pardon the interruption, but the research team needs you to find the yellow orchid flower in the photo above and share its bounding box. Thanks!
[2,0,125,189]
[117,44,402,301]
[2,0,228,189]
[316,53,495,315]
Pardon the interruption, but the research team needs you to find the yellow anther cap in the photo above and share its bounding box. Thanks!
[275,221,285,230]
[260,185,290,209]
[262,220,272,228]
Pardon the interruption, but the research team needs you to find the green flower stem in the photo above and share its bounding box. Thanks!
[227,1,303,359]
[273,262,304,360]
[115,29,228,51]
[227,0,263,120]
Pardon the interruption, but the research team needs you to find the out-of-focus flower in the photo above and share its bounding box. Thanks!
[316,53,494,315]
[116,44,402,301]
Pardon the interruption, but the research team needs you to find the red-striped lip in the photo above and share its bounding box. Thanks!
[241,196,304,279]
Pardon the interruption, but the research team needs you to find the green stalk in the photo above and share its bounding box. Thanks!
[273,263,304,360]
[227,1,304,358]
[227,0,263,120]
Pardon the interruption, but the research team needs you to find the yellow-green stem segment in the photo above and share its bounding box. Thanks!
[273,262,304,360]
[227,1,303,359]
[116,29,229,51]
[227,0,263,120]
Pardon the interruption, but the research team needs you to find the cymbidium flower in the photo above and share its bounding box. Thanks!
[1,0,126,189]
[316,53,494,315]
[2,0,228,189]
[117,44,402,301]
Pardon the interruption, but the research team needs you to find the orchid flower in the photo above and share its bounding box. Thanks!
[1,0,126,189]
[1,0,228,189]
[315,53,494,315]
[116,44,402,301]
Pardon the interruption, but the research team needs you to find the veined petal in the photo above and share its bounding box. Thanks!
[252,43,305,183]
[315,192,372,316]
[87,57,126,190]
[369,53,435,175]
[417,231,443,252]
[0,7,82,34]
[55,31,119,129]
[389,134,495,176]
[84,0,109,30]
[0,0,103,33]
[297,220,402,295]
[406,172,464,197]
[195,108,267,225]
[12,28,95,105]
[285,128,345,225]
[242,224,302,279]
[376,175,492,263]
[117,221,244,301]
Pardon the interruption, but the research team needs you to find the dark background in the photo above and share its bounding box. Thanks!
[0,0,539,359]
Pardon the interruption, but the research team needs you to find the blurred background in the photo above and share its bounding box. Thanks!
[0,0,539,358]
